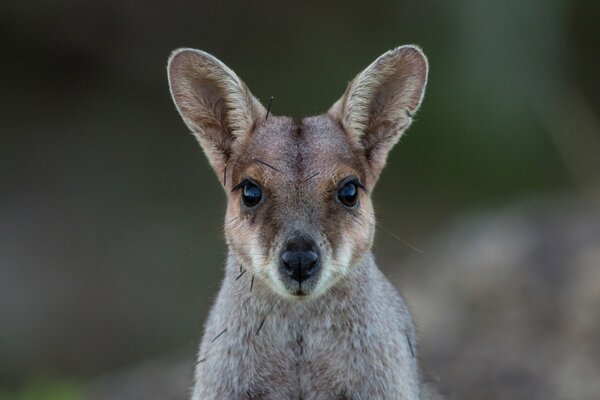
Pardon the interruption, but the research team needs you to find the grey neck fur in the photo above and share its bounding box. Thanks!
[192,251,423,400]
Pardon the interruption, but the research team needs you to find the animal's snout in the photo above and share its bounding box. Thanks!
[279,236,320,284]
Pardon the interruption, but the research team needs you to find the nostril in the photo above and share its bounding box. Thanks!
[281,251,299,274]
[280,250,320,282]
[302,251,318,271]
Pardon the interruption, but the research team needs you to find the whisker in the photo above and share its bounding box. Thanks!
[211,328,228,343]
[241,149,266,174]
[378,224,424,254]
[301,172,320,184]
[266,96,274,120]
[350,213,423,254]
[252,157,281,174]
[405,331,415,357]
[235,269,247,281]
[256,302,275,335]
[349,213,374,229]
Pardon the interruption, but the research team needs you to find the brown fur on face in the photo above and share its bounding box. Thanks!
[222,115,375,298]
[168,46,427,299]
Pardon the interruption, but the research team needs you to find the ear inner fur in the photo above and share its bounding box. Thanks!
[329,45,428,179]
[167,48,266,185]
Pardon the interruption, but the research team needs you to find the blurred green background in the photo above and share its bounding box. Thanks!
[1,0,599,398]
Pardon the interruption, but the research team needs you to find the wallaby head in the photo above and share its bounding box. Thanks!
[168,46,427,299]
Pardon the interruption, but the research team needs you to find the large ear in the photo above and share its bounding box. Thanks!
[167,48,266,186]
[329,45,428,181]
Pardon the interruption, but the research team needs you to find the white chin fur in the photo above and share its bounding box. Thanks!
[253,240,352,300]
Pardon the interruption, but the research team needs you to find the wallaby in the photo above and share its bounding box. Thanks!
[167,45,436,399]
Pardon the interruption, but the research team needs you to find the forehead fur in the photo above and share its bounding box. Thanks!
[230,114,365,187]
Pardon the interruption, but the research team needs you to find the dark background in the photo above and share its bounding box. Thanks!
[1,0,599,399]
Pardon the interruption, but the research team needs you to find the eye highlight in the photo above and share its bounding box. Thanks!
[233,179,263,208]
[337,179,361,208]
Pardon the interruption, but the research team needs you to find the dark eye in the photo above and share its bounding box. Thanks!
[241,181,262,208]
[338,181,359,208]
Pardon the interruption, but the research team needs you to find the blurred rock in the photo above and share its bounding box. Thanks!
[395,195,600,400]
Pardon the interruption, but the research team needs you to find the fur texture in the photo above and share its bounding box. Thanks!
[167,46,432,399]
[194,254,419,399]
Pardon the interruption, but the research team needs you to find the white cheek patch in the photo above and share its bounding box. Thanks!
[247,235,356,299]
[307,239,352,298]
[246,235,265,267]
[333,239,354,275]
[246,237,295,298]
[266,261,298,299]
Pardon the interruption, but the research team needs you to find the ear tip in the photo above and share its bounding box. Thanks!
[167,48,193,74]
[167,48,218,71]
[390,45,429,96]
[368,45,428,114]
[395,44,425,53]
[168,47,194,60]
[391,45,428,68]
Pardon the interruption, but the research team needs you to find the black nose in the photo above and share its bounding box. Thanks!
[280,236,320,283]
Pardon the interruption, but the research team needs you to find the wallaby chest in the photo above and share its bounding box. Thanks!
[195,262,420,399]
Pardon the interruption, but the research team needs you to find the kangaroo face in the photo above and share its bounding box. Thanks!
[222,115,375,298]
[168,46,427,299]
